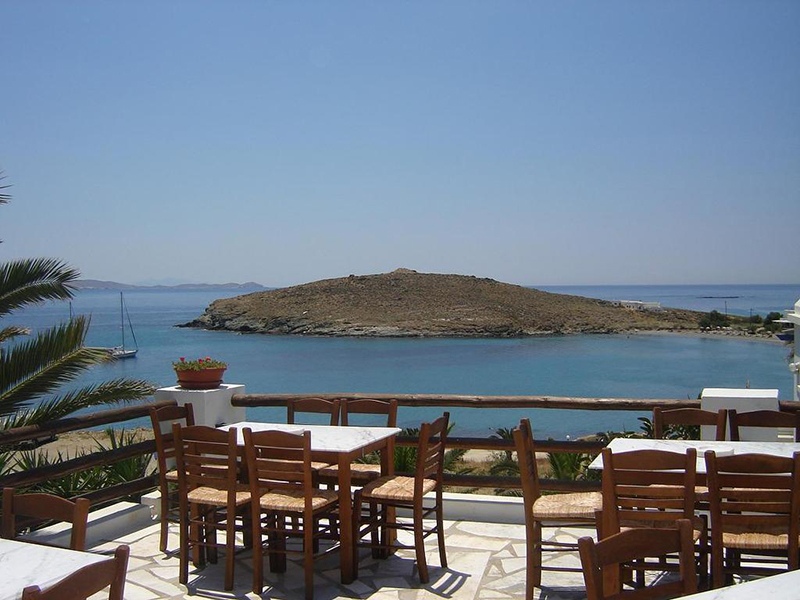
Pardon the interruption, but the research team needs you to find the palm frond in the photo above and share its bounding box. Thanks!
[0,170,9,205]
[0,258,79,317]
[0,379,155,429]
[0,326,30,345]
[0,317,114,417]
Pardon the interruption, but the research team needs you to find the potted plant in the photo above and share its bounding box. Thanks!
[173,356,227,390]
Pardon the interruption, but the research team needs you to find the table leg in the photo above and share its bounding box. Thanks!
[381,437,397,556]
[338,456,354,583]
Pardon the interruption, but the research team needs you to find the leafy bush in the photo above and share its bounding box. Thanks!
[10,428,152,500]
[698,310,729,329]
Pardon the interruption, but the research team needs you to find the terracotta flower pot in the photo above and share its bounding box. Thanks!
[175,367,226,390]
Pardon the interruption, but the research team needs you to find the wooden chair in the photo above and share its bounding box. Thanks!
[287,397,341,426]
[2,488,90,551]
[353,412,450,584]
[21,544,130,600]
[513,418,602,599]
[728,409,800,442]
[149,402,195,554]
[173,424,251,591]
[600,447,707,585]
[243,428,339,600]
[704,451,800,588]
[579,520,697,600]
[319,399,398,485]
[653,407,727,441]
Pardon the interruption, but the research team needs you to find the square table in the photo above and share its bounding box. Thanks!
[0,539,108,599]
[588,438,800,475]
[219,421,401,584]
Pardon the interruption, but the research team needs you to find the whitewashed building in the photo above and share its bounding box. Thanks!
[785,298,800,403]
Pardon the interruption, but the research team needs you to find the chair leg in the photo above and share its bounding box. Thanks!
[159,485,170,553]
[413,504,429,584]
[304,519,314,600]
[369,500,380,559]
[712,543,724,589]
[275,513,287,573]
[312,514,320,554]
[252,508,263,595]
[179,514,189,585]
[436,497,447,569]
[224,508,236,591]
[205,510,218,564]
[528,521,542,593]
[191,503,205,567]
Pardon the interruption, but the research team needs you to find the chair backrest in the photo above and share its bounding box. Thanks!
[601,448,697,535]
[705,451,800,566]
[21,544,129,600]
[728,409,800,442]
[513,418,541,510]
[2,488,91,551]
[149,403,195,479]
[172,425,239,503]
[579,520,697,600]
[653,407,726,441]
[243,428,313,511]
[414,412,449,495]
[341,398,398,427]
[287,398,340,426]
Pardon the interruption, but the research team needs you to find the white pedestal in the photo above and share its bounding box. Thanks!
[701,388,780,441]
[154,384,246,428]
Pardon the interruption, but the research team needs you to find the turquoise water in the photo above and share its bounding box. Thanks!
[5,285,798,438]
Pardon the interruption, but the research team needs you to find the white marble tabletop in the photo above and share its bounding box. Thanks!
[681,569,800,598]
[220,422,401,455]
[588,438,800,473]
[0,539,108,599]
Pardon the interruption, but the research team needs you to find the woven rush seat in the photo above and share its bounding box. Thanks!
[694,485,709,502]
[721,524,793,550]
[531,491,602,521]
[258,488,338,512]
[187,485,251,507]
[165,470,178,482]
[361,475,436,502]
[319,463,382,481]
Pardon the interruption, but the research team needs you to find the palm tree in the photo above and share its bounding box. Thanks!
[0,178,154,432]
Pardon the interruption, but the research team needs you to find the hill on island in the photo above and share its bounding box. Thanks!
[181,269,706,337]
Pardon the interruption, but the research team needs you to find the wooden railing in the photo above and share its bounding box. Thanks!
[0,400,175,509]
[232,393,800,492]
[4,392,800,510]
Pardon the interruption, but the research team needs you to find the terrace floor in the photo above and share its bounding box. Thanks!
[87,519,590,600]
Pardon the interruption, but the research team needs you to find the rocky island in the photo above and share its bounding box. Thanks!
[181,269,709,337]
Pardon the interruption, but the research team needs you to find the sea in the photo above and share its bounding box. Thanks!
[5,284,799,439]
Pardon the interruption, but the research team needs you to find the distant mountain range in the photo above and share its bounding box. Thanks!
[73,279,269,292]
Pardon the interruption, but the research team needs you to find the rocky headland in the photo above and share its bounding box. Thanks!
[180,269,713,337]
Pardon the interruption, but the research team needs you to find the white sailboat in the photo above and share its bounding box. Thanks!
[110,292,138,359]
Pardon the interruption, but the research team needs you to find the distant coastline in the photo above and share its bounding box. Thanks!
[73,279,270,292]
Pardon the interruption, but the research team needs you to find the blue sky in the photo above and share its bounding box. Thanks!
[1,1,798,287]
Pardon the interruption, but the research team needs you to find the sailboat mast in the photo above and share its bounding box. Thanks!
[120,292,125,351]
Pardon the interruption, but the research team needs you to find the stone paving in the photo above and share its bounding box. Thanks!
[86,519,592,600]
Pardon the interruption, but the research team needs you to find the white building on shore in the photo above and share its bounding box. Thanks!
[785,298,800,403]
[610,299,662,311]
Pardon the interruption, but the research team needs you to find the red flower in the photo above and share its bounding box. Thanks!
[179,357,185,362]
[205,356,211,361]
[198,358,204,363]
